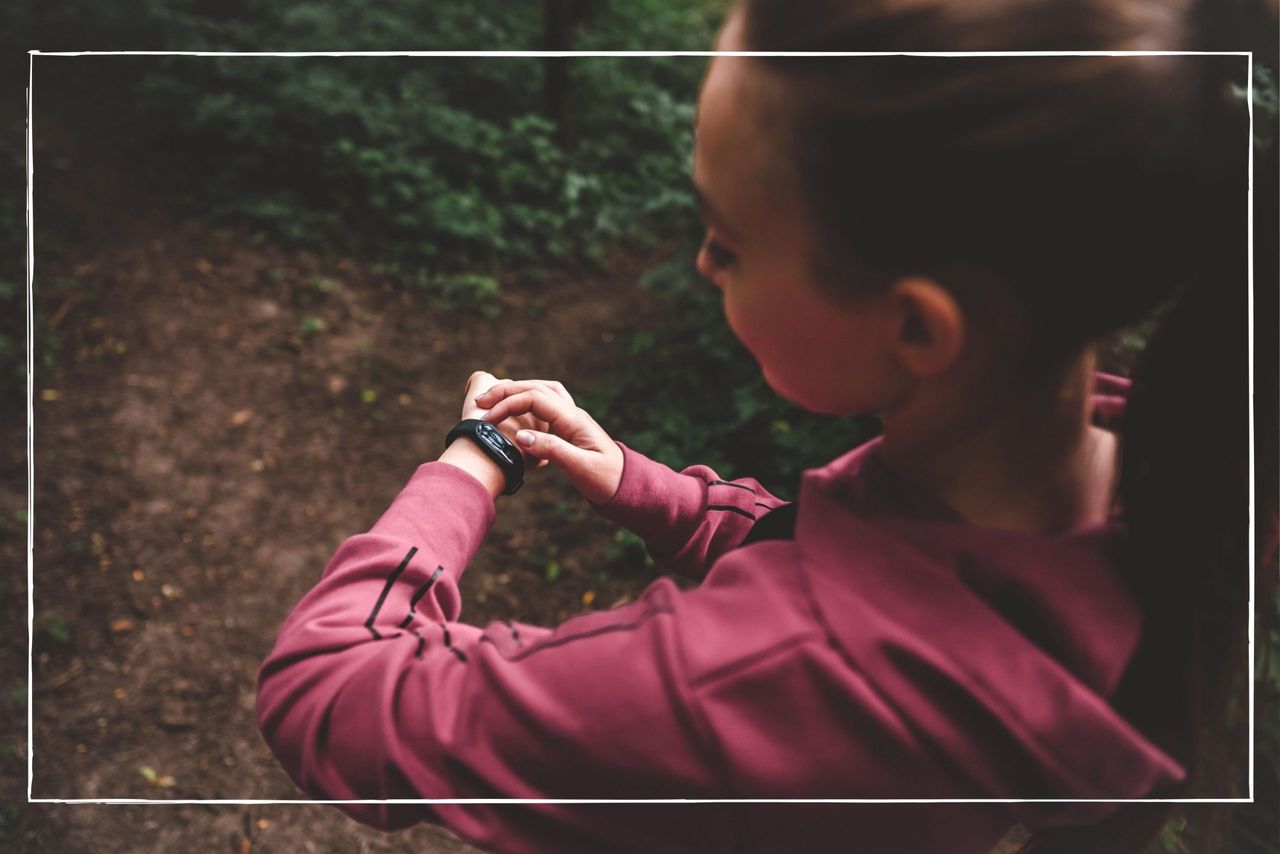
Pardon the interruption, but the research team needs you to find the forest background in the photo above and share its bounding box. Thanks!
[0,1,1275,852]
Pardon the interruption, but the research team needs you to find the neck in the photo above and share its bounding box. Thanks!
[879,349,1119,536]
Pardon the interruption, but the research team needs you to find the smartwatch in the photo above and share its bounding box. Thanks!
[445,419,525,496]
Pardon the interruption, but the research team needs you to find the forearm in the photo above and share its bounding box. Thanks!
[438,437,506,500]
[595,442,788,580]
[257,459,496,819]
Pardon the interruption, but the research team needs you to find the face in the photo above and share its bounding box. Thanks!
[692,13,903,417]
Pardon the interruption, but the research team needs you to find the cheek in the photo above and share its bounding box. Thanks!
[720,288,750,347]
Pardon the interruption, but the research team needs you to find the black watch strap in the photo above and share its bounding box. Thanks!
[444,419,525,496]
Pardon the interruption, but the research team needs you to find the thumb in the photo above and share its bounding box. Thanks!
[516,427,621,505]
[514,429,581,468]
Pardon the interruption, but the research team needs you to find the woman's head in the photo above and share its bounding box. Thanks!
[693,0,1244,412]
[692,17,917,415]
[694,2,1265,847]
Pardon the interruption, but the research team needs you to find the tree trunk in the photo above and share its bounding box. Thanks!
[542,0,572,148]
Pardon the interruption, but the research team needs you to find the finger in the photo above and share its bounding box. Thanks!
[481,387,580,435]
[513,428,584,467]
[477,379,571,407]
[465,371,499,398]
[476,379,574,407]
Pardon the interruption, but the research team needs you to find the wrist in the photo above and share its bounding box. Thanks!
[438,440,505,500]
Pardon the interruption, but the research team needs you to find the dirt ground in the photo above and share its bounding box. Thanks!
[1,88,680,852]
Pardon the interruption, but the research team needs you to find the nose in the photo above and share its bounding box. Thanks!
[695,235,725,289]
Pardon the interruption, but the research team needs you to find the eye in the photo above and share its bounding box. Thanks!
[703,236,737,269]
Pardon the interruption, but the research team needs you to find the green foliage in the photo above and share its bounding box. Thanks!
[298,314,326,336]
[43,615,70,644]
[588,236,877,498]
[1155,814,1187,854]
[28,1,720,287]
[426,273,503,319]
[603,529,654,570]
[1241,63,1278,152]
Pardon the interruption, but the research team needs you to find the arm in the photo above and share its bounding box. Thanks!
[475,380,788,581]
[593,442,788,581]
[255,462,733,851]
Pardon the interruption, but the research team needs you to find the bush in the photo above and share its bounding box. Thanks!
[31,1,722,285]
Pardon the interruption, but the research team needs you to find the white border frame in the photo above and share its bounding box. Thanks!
[25,49,1256,807]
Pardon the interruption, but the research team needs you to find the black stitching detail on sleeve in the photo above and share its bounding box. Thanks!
[708,480,754,493]
[441,623,468,664]
[399,565,444,628]
[707,504,756,520]
[503,603,673,663]
[365,546,418,640]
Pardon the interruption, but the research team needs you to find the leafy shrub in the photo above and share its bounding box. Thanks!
[28,0,721,290]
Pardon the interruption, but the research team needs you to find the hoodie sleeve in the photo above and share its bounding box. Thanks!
[255,460,734,853]
[592,443,789,581]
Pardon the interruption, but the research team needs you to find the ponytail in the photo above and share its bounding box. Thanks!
[1020,6,1276,851]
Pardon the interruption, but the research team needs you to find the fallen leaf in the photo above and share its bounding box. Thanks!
[109,618,135,634]
[131,569,145,582]
[40,389,61,402]
[194,258,215,277]
[229,409,253,427]
[250,459,266,473]
[581,590,596,607]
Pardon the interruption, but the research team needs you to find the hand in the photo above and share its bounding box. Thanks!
[475,379,624,506]
[438,371,550,499]
[455,372,550,453]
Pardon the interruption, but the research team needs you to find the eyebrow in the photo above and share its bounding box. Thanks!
[689,176,739,241]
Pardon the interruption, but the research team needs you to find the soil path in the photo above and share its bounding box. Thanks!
[4,90,673,852]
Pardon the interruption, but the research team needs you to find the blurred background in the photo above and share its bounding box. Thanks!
[0,1,1273,851]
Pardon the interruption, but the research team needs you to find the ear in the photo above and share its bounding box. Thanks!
[887,277,966,377]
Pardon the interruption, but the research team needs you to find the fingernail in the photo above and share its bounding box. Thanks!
[516,430,535,447]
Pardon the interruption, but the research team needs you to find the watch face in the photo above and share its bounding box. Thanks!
[477,422,517,465]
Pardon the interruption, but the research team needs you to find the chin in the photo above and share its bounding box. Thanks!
[761,370,827,414]
[763,370,866,417]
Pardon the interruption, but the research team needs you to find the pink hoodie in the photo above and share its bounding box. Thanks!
[256,372,1185,853]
